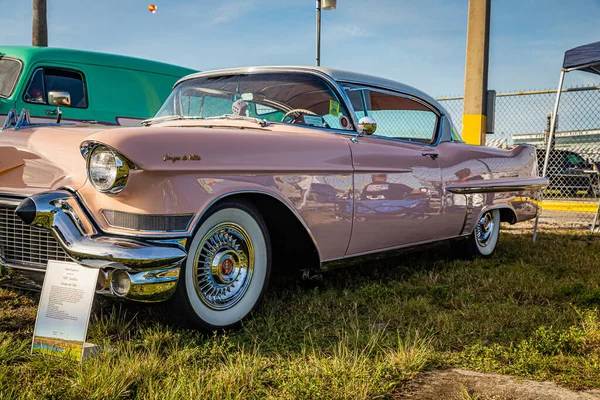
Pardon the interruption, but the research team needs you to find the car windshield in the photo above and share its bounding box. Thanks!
[0,58,22,98]
[154,72,354,131]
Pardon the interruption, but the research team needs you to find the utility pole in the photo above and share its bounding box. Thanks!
[315,0,337,66]
[32,0,48,47]
[316,0,321,66]
[462,0,491,145]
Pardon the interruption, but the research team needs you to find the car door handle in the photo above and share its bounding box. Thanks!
[422,152,439,160]
[45,109,57,115]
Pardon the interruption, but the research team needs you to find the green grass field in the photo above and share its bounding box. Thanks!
[1,232,600,399]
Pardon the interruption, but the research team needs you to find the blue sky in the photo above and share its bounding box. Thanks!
[2,0,599,96]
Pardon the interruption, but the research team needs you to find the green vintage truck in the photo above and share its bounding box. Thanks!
[0,46,196,126]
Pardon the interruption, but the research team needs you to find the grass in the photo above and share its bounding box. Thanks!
[1,232,600,398]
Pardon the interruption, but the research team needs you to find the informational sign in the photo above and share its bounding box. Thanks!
[32,260,98,361]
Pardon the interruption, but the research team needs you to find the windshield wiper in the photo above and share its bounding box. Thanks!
[143,114,270,128]
[141,115,203,127]
[205,114,270,127]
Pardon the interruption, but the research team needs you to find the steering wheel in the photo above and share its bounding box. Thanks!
[281,108,318,123]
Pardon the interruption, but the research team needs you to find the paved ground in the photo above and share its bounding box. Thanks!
[399,369,600,400]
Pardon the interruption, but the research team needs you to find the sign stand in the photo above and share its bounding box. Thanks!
[31,260,99,362]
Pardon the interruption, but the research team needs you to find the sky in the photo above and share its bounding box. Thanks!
[1,0,599,97]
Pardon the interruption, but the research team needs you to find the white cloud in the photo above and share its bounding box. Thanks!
[328,24,373,38]
[212,2,257,24]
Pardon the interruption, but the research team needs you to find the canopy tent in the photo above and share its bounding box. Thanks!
[534,41,600,237]
[563,41,600,74]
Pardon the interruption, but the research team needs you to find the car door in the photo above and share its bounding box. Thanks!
[16,64,91,124]
[345,87,444,255]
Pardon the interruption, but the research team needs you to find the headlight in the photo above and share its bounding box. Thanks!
[87,145,131,194]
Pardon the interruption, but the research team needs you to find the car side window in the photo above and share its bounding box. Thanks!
[24,67,87,108]
[346,87,438,144]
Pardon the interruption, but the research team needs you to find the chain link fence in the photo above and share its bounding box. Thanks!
[437,84,600,230]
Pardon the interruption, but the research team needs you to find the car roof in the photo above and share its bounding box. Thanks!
[0,46,196,77]
[176,66,444,112]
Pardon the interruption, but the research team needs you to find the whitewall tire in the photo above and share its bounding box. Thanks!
[172,201,271,331]
[467,209,501,257]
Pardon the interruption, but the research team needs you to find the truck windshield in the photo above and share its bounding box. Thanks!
[0,58,22,98]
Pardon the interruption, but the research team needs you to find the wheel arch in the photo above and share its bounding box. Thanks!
[190,190,322,273]
[481,204,517,225]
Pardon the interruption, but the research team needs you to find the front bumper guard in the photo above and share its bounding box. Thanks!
[15,191,187,302]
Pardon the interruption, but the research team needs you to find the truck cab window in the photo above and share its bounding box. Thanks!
[24,67,87,108]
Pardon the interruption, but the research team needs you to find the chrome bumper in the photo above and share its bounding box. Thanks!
[12,191,187,302]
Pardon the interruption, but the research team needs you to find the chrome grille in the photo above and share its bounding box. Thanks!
[0,204,70,269]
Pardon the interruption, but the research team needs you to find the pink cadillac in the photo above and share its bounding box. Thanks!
[0,67,547,330]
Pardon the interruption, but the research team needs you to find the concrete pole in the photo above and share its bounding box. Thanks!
[32,0,48,47]
[462,0,491,145]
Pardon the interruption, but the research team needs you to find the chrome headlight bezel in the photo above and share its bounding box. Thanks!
[82,142,135,195]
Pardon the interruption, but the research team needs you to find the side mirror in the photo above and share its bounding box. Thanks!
[358,116,377,135]
[47,91,71,124]
[48,91,71,107]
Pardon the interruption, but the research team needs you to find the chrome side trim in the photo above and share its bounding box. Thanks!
[446,178,549,194]
[321,234,471,271]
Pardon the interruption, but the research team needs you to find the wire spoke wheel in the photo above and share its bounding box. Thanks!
[174,202,271,331]
[193,223,254,311]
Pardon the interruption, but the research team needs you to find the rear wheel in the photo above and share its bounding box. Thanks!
[172,201,271,331]
[460,209,501,257]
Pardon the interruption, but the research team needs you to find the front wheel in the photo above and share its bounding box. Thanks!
[461,209,501,257]
[172,201,271,331]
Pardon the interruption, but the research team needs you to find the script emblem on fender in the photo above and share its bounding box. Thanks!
[163,153,201,163]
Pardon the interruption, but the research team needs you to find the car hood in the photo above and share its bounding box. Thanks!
[0,124,108,197]
[82,120,353,173]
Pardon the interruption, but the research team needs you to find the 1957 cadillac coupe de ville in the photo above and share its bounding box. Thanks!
[0,67,548,330]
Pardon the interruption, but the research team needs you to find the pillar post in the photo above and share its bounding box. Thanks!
[462,0,491,145]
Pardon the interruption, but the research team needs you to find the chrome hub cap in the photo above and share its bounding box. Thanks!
[475,211,495,247]
[193,223,254,310]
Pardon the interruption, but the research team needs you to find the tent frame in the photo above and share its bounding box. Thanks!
[533,67,600,240]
